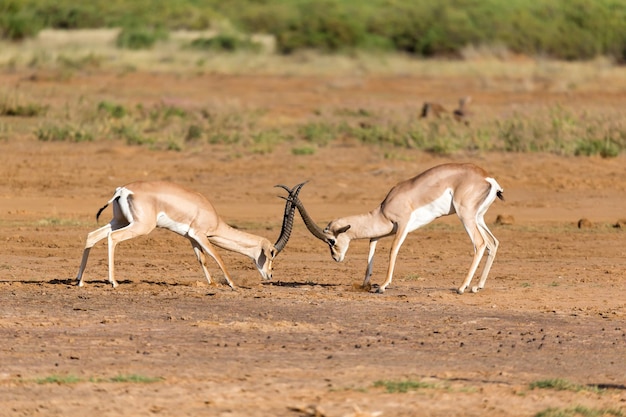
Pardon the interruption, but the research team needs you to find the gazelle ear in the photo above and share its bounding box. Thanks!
[256,250,267,268]
[336,225,351,234]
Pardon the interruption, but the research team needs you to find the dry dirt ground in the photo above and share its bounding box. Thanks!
[0,71,625,417]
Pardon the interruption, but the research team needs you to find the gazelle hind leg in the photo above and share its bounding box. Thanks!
[76,224,112,286]
[472,217,499,292]
[106,221,155,288]
[456,219,487,294]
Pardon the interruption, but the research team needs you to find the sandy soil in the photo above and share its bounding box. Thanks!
[0,71,625,417]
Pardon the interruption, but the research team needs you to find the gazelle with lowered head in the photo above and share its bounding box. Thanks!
[76,181,306,288]
[287,163,503,294]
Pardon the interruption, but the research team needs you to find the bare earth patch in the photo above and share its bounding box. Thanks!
[0,71,625,417]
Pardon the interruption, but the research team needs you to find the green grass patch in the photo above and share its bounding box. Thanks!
[0,102,48,117]
[116,26,169,50]
[291,146,316,155]
[529,378,603,393]
[36,217,86,227]
[575,139,621,158]
[535,406,624,417]
[403,273,423,281]
[36,375,82,385]
[188,34,262,53]
[105,374,163,383]
[16,92,626,157]
[36,125,93,142]
[98,101,128,119]
[373,379,438,393]
[34,374,162,385]
[299,122,338,146]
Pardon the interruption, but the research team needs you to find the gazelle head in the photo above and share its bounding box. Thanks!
[255,240,278,280]
[323,222,351,262]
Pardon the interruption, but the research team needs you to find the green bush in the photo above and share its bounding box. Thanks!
[33,3,106,29]
[2,0,626,61]
[116,26,169,50]
[0,10,41,40]
[274,1,368,54]
[575,138,620,158]
[188,34,261,52]
[36,125,93,142]
[97,101,127,119]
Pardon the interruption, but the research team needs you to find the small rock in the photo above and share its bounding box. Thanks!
[577,218,593,229]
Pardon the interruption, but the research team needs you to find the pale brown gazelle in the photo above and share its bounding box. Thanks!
[284,163,503,294]
[76,181,306,288]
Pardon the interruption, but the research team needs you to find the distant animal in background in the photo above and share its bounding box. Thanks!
[452,96,471,124]
[420,102,448,119]
[421,96,472,125]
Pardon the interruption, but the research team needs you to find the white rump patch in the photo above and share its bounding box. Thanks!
[407,188,454,232]
[157,212,191,236]
[115,187,135,223]
[485,177,503,194]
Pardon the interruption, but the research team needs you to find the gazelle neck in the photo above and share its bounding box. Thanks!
[208,223,267,260]
[341,208,395,240]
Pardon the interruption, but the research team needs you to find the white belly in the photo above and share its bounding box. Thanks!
[156,212,191,235]
[406,188,454,232]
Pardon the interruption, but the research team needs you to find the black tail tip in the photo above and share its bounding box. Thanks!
[496,190,504,201]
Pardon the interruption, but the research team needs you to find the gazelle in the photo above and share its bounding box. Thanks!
[286,163,503,294]
[76,181,306,288]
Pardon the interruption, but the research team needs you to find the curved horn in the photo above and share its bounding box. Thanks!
[290,193,329,244]
[273,181,307,253]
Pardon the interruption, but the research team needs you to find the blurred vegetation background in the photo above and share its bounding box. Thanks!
[1,0,625,61]
[1,0,625,157]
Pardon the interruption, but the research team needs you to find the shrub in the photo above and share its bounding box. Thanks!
[188,34,261,52]
[36,125,93,142]
[116,26,169,50]
[274,1,368,54]
[575,138,620,158]
[0,10,42,40]
[98,101,127,119]
[299,122,337,146]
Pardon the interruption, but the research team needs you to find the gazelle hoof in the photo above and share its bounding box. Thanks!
[471,286,480,293]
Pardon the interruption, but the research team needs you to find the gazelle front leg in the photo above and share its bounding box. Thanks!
[189,231,236,289]
[376,227,409,294]
[362,239,378,289]
[190,239,213,285]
